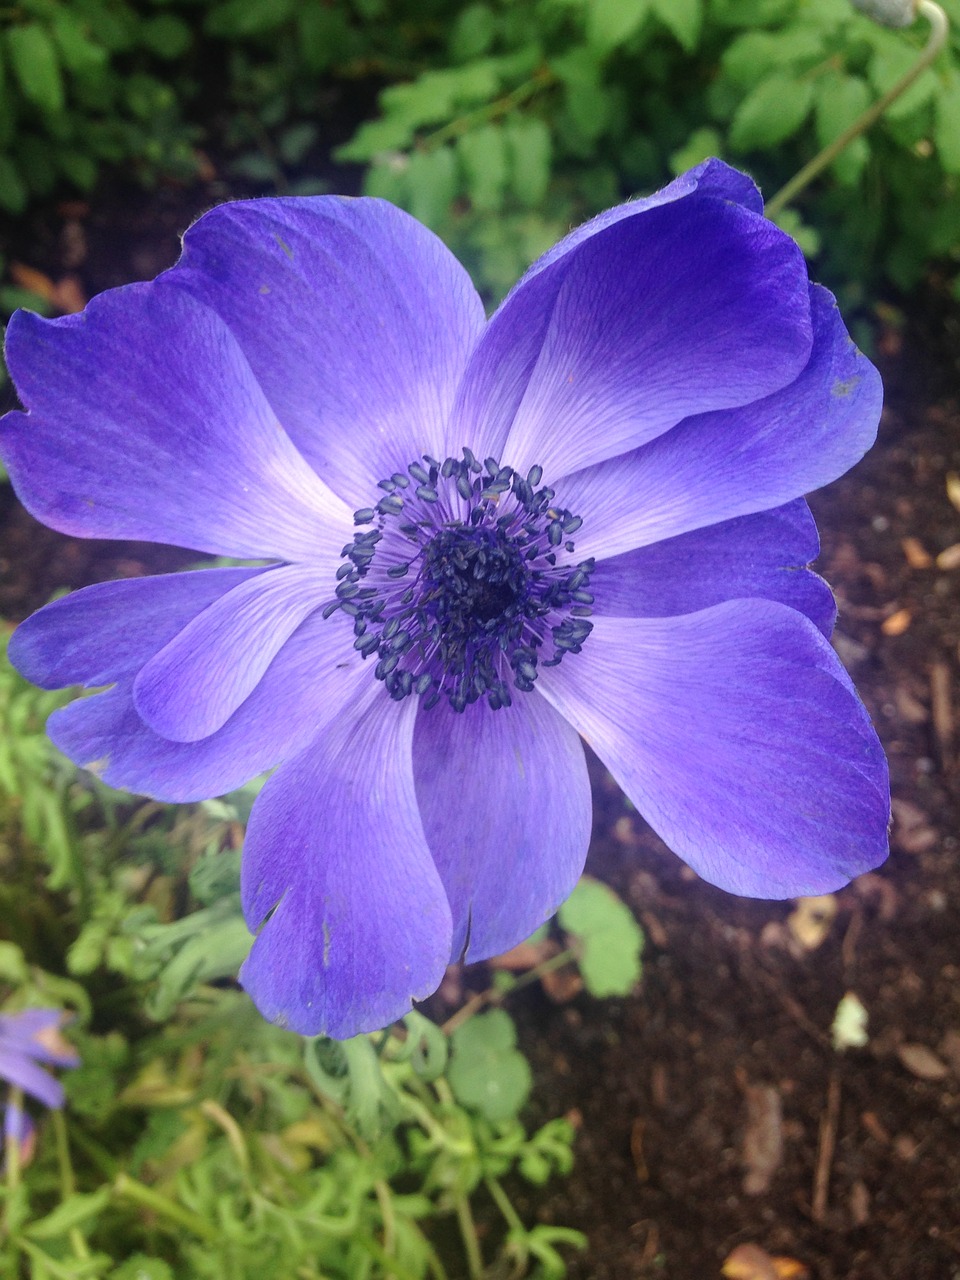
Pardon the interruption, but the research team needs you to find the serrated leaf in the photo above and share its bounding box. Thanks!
[558,877,643,998]
[650,0,701,51]
[7,23,64,115]
[459,123,507,211]
[449,1010,532,1122]
[729,72,814,151]
[585,0,649,53]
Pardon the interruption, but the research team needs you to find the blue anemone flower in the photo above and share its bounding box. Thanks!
[0,1009,79,1145]
[0,160,889,1037]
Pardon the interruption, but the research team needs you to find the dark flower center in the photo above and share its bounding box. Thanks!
[326,449,594,712]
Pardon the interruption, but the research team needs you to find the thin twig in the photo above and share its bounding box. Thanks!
[812,1072,842,1222]
[766,0,949,217]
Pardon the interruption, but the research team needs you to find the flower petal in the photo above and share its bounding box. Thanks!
[47,609,364,803]
[1,286,352,559]
[240,692,452,1037]
[133,563,334,742]
[452,170,811,478]
[0,1049,64,1109]
[168,197,486,508]
[9,568,267,691]
[412,690,592,962]
[451,158,764,463]
[0,1012,79,1068]
[564,285,881,561]
[589,500,837,637]
[537,604,889,898]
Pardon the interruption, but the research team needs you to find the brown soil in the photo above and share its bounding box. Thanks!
[2,183,959,1280]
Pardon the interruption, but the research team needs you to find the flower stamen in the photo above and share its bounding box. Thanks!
[329,450,594,712]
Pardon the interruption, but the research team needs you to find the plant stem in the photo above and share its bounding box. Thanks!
[453,1189,484,1280]
[113,1172,220,1242]
[422,68,556,151]
[4,1088,22,1196]
[766,0,949,218]
[51,1113,90,1261]
[14,1236,78,1280]
[441,947,578,1036]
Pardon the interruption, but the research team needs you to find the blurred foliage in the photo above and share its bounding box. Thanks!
[0,634,648,1276]
[0,0,958,299]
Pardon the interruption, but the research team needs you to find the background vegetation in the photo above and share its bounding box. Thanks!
[1,0,959,302]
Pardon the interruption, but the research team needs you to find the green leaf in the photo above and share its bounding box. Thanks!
[770,207,821,257]
[0,942,29,983]
[0,156,28,213]
[362,157,409,204]
[146,916,252,1019]
[506,117,551,206]
[934,70,960,174]
[650,0,701,52]
[278,121,319,165]
[585,0,649,53]
[721,28,825,88]
[337,115,418,161]
[814,73,871,184]
[449,4,496,61]
[558,876,643,997]
[140,14,193,59]
[458,123,507,211]
[709,0,796,26]
[7,23,65,115]
[729,71,814,151]
[297,5,355,74]
[448,1010,532,1122]
[669,125,722,175]
[406,146,458,228]
[111,1256,175,1280]
[868,36,938,121]
[50,12,108,74]
[205,0,295,38]
[26,1188,111,1241]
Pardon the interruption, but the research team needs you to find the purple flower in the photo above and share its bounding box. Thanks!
[0,1009,79,1142]
[0,160,889,1038]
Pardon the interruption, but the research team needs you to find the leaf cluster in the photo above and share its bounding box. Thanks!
[337,0,960,298]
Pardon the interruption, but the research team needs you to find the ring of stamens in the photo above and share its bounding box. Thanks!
[325,449,594,712]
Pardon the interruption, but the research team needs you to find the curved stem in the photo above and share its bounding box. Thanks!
[453,1188,484,1280]
[113,1172,220,1242]
[766,0,949,218]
